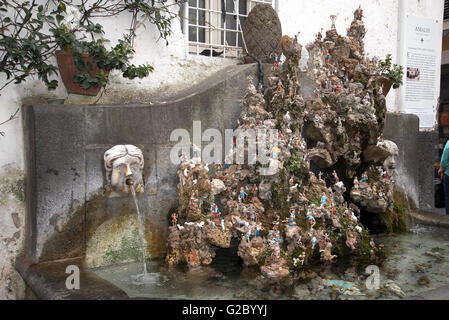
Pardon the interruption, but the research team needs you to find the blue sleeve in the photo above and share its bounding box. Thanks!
[441,141,449,168]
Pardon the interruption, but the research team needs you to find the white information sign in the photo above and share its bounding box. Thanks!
[404,16,440,129]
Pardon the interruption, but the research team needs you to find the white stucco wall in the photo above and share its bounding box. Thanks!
[0,0,445,299]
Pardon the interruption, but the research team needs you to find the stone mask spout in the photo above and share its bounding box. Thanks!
[104,145,144,197]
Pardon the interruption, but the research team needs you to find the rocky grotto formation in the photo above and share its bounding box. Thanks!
[165,8,399,286]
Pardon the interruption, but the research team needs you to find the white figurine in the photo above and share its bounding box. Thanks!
[353,177,359,189]
[197,221,205,228]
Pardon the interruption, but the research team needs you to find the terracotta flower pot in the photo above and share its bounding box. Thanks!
[56,50,108,96]
[378,77,392,97]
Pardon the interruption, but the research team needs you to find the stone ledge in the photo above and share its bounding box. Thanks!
[407,211,449,228]
[15,256,129,300]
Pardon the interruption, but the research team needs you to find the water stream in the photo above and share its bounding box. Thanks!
[129,185,168,286]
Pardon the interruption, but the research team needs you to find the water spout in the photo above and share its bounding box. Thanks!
[130,185,147,275]
[130,185,168,286]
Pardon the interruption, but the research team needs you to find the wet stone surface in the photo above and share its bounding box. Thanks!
[92,222,449,300]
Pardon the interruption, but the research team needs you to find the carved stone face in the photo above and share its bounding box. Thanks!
[104,145,144,197]
[382,140,399,171]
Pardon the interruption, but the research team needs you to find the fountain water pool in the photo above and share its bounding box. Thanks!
[92,219,449,300]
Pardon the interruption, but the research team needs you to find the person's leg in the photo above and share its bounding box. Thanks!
[444,174,449,215]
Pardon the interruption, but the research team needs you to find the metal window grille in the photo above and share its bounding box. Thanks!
[184,0,275,58]
[445,0,449,21]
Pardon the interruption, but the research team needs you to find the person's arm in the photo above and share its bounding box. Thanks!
[440,141,449,180]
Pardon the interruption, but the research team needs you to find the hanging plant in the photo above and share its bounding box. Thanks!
[0,0,187,96]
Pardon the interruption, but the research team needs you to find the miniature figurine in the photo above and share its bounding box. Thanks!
[345,232,357,251]
[211,203,220,219]
[257,82,264,94]
[251,184,258,196]
[363,93,370,104]
[372,185,377,196]
[313,88,320,97]
[171,212,178,226]
[250,209,256,222]
[188,252,197,264]
[223,154,231,169]
[255,223,262,238]
[271,146,281,159]
[307,212,316,229]
[197,221,205,228]
[190,192,198,206]
[355,5,364,20]
[288,210,296,227]
[353,177,359,189]
[276,79,284,92]
[361,173,368,182]
[376,137,384,147]
[320,193,327,208]
[350,211,358,223]
[191,143,201,159]
[238,187,247,203]
[312,236,317,250]
[324,50,332,64]
[330,14,337,30]
[271,52,280,72]
[333,170,339,182]
[245,226,251,242]
[331,200,335,215]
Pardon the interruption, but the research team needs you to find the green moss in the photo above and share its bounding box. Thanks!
[271,169,290,217]
[0,171,25,205]
[392,202,407,232]
[379,202,406,234]
[286,151,310,182]
[359,228,371,256]
[103,227,143,265]
[260,247,273,266]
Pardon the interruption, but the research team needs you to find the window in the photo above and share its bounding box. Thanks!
[185,0,275,58]
[444,0,449,21]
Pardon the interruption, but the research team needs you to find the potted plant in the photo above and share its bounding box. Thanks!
[0,0,186,96]
[52,24,153,96]
[377,54,404,96]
